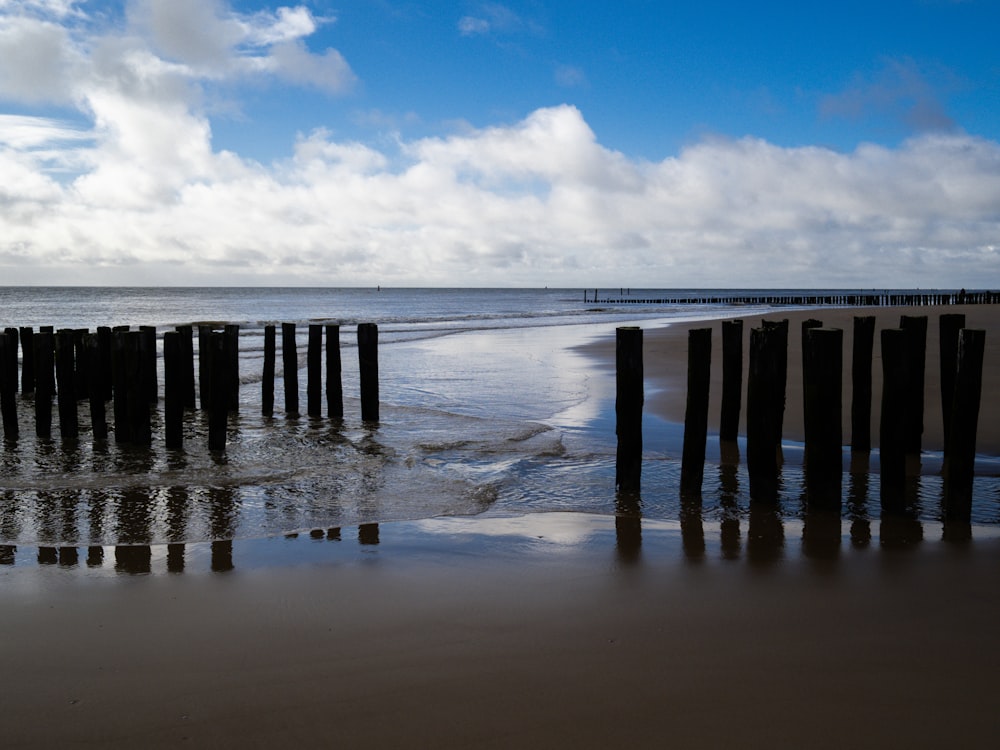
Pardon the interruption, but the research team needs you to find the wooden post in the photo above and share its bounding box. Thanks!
[96,326,113,402]
[719,320,743,443]
[850,316,875,453]
[0,331,17,441]
[282,323,299,416]
[939,313,965,457]
[3,327,18,396]
[163,331,183,450]
[358,323,379,423]
[762,319,789,451]
[208,332,228,451]
[127,331,152,446]
[19,327,34,395]
[55,330,78,441]
[198,326,211,410]
[111,329,131,444]
[800,319,823,442]
[139,326,157,404]
[326,324,343,420]
[747,325,783,503]
[803,327,843,508]
[262,325,275,417]
[879,329,908,510]
[615,326,643,493]
[34,332,54,439]
[224,324,239,411]
[175,325,196,409]
[73,329,88,402]
[86,334,107,441]
[681,328,711,496]
[307,324,322,417]
[943,329,985,519]
[899,315,927,457]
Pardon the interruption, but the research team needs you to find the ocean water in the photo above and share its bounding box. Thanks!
[0,286,997,548]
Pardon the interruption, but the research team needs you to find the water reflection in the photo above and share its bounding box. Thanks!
[847,454,872,548]
[614,492,642,565]
[747,503,785,565]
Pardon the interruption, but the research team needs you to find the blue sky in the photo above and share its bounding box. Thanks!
[0,0,998,287]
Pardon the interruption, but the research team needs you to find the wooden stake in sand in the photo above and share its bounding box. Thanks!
[326,324,343,420]
[163,331,183,450]
[615,326,643,493]
[307,324,322,418]
[34,331,54,439]
[939,313,966,458]
[282,323,299,417]
[0,330,18,441]
[358,323,379,423]
[680,328,711,497]
[943,328,985,519]
[262,325,275,417]
[850,316,875,453]
[719,319,743,444]
[802,327,843,508]
[879,328,908,511]
[747,323,786,503]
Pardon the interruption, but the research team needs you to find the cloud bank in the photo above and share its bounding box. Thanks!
[0,1,997,287]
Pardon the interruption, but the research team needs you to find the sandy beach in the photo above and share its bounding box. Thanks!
[4,303,1000,748]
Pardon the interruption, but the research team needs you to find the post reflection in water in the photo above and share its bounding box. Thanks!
[747,502,785,565]
[614,492,642,565]
[358,523,380,545]
[717,441,742,560]
[847,453,872,548]
[680,496,705,563]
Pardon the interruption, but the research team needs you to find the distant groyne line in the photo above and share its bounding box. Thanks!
[586,290,998,307]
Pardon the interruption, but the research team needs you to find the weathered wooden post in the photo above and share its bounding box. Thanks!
[262,325,275,417]
[307,324,322,417]
[198,326,211,409]
[34,332,54,439]
[208,332,228,451]
[163,331,183,450]
[680,328,711,496]
[72,329,88,402]
[803,327,843,508]
[282,323,299,416]
[112,328,131,444]
[851,316,875,453]
[139,326,157,404]
[0,331,18,441]
[939,313,966,457]
[719,319,743,443]
[175,325,196,409]
[19,327,34,395]
[86,334,107,441]
[879,329,908,510]
[747,325,784,503]
[899,315,927,458]
[800,319,823,441]
[224,324,239,411]
[3,327,18,396]
[55,330,78,441]
[326,324,343,419]
[96,326,112,402]
[943,329,985,519]
[615,326,643,493]
[762,319,789,451]
[358,323,379,423]
[126,331,152,446]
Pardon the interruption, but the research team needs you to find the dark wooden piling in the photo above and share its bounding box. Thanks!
[747,325,785,503]
[282,323,299,416]
[72,329,88,401]
[33,332,54,439]
[803,327,843,508]
[850,316,875,453]
[111,329,131,444]
[175,325,196,409]
[358,323,379,423]
[307,324,322,418]
[615,327,643,493]
[163,331,183,450]
[899,315,927,457]
[943,329,985,519]
[19,327,34,395]
[126,331,152,446]
[3,327,18,396]
[208,332,228,451]
[198,326,211,410]
[680,328,711,496]
[96,326,112,402]
[86,334,107,441]
[326,324,343,420]
[762,319,789,451]
[0,331,18,441]
[800,319,823,443]
[262,325,275,417]
[879,329,908,510]
[939,313,966,457]
[719,320,743,443]
[139,326,157,404]
[55,330,78,441]
[224,324,239,411]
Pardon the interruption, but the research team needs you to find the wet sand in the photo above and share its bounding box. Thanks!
[3,516,1000,749]
[583,304,1000,454]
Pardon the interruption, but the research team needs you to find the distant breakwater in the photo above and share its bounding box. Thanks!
[587,290,998,307]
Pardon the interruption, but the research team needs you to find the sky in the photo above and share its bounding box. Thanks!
[0,0,998,288]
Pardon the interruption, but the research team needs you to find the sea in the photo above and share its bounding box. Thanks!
[1,286,998,551]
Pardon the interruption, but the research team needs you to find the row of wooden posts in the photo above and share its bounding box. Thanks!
[616,313,985,521]
[590,290,996,307]
[0,323,381,452]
